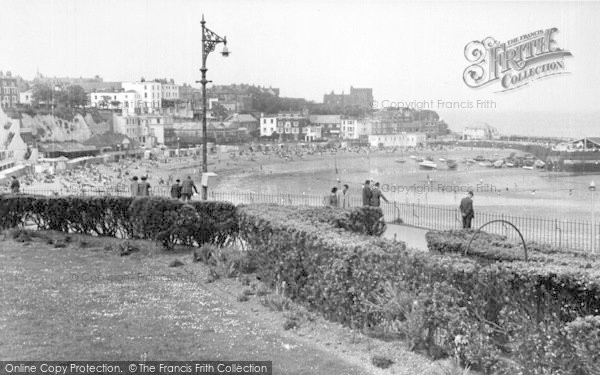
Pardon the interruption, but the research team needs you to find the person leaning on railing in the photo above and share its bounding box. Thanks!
[370,182,389,207]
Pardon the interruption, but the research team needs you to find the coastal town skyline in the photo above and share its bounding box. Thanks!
[3,0,599,137]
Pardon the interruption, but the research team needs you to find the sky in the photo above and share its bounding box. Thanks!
[2,0,599,136]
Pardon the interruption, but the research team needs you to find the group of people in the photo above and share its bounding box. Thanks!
[325,179,390,208]
[169,176,199,201]
[361,180,389,207]
[129,176,152,197]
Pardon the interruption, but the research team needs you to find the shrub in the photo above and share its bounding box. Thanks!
[237,204,386,236]
[565,315,600,375]
[238,205,600,374]
[0,195,237,250]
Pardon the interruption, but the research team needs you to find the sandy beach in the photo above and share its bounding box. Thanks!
[9,146,599,223]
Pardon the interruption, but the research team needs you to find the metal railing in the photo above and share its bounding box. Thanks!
[4,187,599,253]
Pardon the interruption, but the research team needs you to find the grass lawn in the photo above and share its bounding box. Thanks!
[0,230,446,375]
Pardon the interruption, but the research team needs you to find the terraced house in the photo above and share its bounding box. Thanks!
[0,71,19,109]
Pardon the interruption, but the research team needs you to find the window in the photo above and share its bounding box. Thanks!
[270,119,274,124]
[144,93,147,98]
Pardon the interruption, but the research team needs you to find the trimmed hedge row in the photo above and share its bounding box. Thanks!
[237,204,405,325]
[426,230,600,265]
[0,194,238,249]
[239,204,387,236]
[238,206,600,374]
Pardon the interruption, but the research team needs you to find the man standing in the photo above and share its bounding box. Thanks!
[130,176,139,197]
[138,176,151,197]
[370,182,389,207]
[459,190,475,229]
[327,187,339,207]
[170,179,182,199]
[10,176,20,194]
[341,184,350,208]
[181,176,198,201]
[362,180,372,206]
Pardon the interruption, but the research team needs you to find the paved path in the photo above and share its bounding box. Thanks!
[384,224,429,251]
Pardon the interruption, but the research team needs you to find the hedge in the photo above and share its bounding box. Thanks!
[0,194,237,249]
[426,230,600,265]
[237,204,387,236]
[238,206,600,374]
[237,204,404,326]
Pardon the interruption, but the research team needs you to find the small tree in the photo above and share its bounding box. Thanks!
[212,103,229,121]
[32,84,54,107]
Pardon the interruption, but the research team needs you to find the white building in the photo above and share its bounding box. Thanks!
[260,114,278,137]
[19,90,33,105]
[303,125,322,142]
[122,81,162,112]
[90,90,141,113]
[368,132,426,148]
[463,123,498,140]
[0,106,28,171]
[341,119,362,139]
[113,113,173,147]
[161,82,179,101]
[356,121,373,138]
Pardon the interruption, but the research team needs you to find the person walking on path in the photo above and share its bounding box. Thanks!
[130,176,139,197]
[170,179,182,199]
[327,187,339,207]
[362,180,372,206]
[459,190,475,229]
[370,182,389,207]
[340,184,350,208]
[138,176,151,197]
[9,176,20,194]
[181,176,198,201]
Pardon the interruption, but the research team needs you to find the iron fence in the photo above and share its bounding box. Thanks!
[3,187,599,253]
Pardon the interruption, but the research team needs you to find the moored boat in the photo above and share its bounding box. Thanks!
[419,160,437,169]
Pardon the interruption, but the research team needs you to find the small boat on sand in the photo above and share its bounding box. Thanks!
[419,160,437,170]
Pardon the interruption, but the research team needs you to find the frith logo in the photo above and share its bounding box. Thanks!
[463,28,573,92]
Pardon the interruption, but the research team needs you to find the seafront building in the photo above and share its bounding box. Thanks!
[89,90,142,112]
[112,112,175,147]
[462,123,498,140]
[121,81,163,113]
[368,132,426,148]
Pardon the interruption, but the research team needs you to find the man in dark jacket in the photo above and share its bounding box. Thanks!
[459,190,475,229]
[362,180,372,206]
[138,176,151,197]
[170,179,182,199]
[370,182,389,207]
[130,176,139,197]
[181,176,198,201]
[10,176,20,194]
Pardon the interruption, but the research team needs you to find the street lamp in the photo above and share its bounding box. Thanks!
[197,14,229,200]
[590,181,596,252]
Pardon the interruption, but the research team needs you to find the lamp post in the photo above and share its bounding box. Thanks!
[590,181,596,252]
[197,15,229,200]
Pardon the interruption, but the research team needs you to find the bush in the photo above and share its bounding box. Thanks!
[238,205,600,374]
[565,315,600,375]
[237,204,386,236]
[0,195,237,250]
